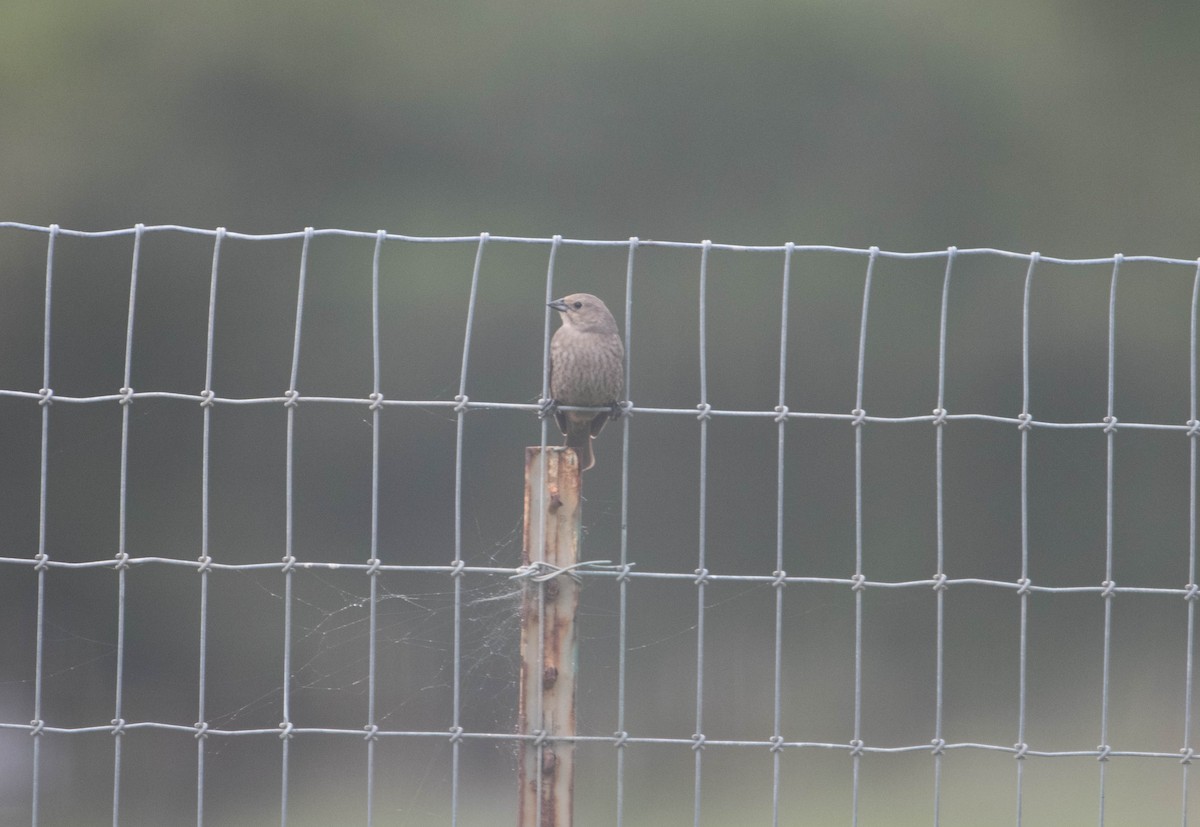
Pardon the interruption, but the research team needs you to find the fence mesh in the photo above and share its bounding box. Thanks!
[1,223,1199,825]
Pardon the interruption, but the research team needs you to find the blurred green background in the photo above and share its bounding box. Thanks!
[2,1,1199,825]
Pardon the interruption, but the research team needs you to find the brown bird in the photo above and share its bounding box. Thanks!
[546,293,624,471]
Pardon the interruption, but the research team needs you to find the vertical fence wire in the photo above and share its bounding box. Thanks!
[278,227,313,827]
[1097,255,1122,826]
[451,233,487,827]
[692,241,713,827]
[537,234,561,544]
[1184,259,1200,827]
[535,237,560,824]
[534,235,560,827]
[851,247,878,826]
[537,235,561,566]
[196,227,224,827]
[111,223,143,827]
[364,229,387,827]
[1015,252,1039,826]
[930,248,955,826]
[537,230,560,726]
[771,242,794,827]
[615,236,637,827]
[29,224,58,827]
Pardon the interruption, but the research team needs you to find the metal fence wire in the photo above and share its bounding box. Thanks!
[1,223,1200,826]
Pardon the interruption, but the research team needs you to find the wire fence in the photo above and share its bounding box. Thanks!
[1,222,1199,825]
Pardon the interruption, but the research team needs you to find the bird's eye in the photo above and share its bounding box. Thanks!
[572,301,583,309]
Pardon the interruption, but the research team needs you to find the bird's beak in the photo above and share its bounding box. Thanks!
[547,298,569,312]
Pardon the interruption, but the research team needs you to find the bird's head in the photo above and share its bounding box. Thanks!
[548,293,619,334]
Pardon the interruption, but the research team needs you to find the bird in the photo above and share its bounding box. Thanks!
[546,292,624,471]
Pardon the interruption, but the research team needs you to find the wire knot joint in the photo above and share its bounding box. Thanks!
[511,560,614,583]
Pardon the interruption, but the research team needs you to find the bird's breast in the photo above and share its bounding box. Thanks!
[550,330,624,405]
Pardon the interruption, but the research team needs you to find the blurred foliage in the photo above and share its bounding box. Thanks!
[2,0,1198,250]
[2,1,1200,824]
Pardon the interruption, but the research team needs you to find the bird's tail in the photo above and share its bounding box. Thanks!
[564,423,595,471]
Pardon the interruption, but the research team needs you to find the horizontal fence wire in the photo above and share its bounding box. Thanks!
[1,221,1198,266]
[2,222,1200,827]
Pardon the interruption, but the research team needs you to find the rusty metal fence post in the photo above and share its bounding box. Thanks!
[519,446,581,827]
